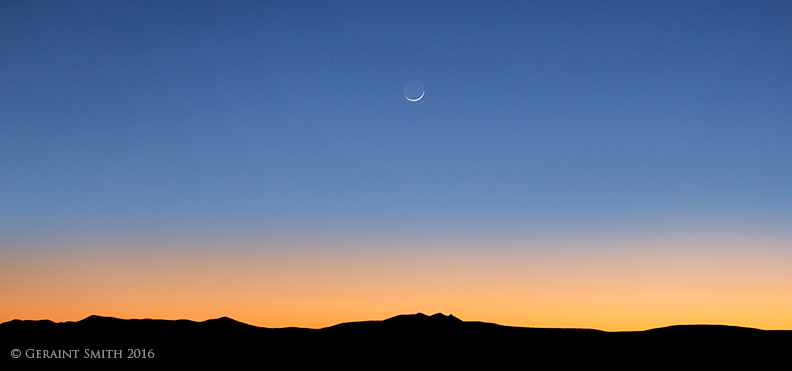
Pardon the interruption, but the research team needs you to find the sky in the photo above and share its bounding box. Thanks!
[2,1,792,330]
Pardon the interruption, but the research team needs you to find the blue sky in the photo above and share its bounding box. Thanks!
[2,0,791,239]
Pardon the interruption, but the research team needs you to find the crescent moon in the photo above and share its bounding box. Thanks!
[405,90,424,102]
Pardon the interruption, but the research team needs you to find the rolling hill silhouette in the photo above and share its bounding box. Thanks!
[2,313,789,367]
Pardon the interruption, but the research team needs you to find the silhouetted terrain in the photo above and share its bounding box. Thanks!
[2,313,789,367]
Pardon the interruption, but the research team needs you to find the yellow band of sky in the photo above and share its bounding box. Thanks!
[2,231,791,331]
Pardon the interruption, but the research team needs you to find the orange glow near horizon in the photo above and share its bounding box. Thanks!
[2,232,792,331]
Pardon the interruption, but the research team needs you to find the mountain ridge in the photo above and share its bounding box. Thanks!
[5,312,783,332]
[3,313,790,366]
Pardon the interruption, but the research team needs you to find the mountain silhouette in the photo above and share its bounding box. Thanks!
[2,313,789,367]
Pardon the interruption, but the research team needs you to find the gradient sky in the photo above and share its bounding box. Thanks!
[2,1,792,330]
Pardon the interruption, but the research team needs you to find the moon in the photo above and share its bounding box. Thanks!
[406,90,424,102]
[404,80,424,102]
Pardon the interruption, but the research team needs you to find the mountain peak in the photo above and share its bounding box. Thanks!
[80,314,122,323]
[431,313,462,321]
[383,312,463,325]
